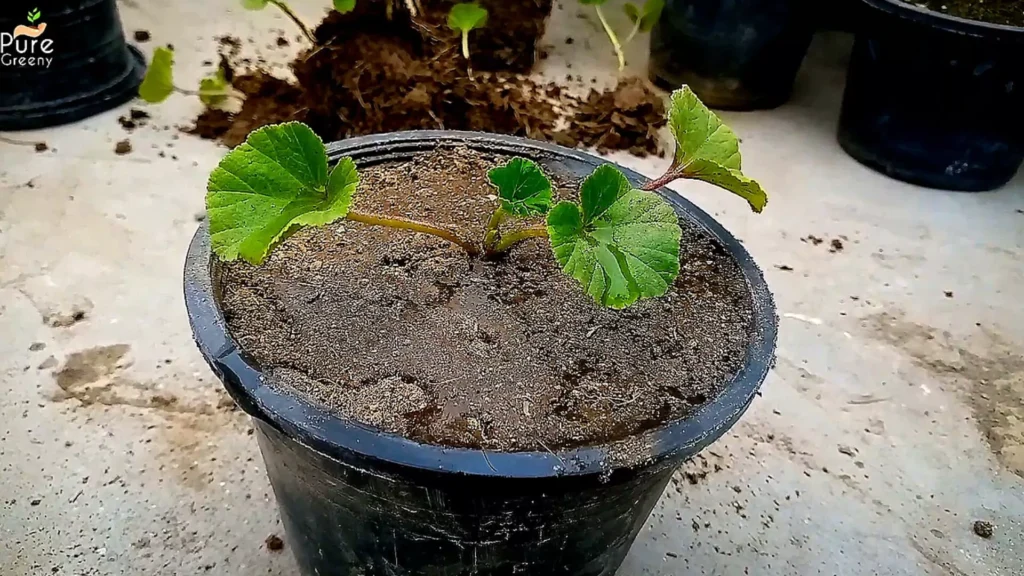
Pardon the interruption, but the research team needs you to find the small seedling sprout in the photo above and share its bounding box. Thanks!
[205,87,767,308]
[448,3,489,61]
[579,0,664,71]
[242,0,316,44]
[623,0,664,45]
[138,46,238,105]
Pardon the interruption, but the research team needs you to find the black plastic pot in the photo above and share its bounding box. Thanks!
[649,0,814,110]
[838,0,1024,191]
[0,0,145,131]
[184,132,778,576]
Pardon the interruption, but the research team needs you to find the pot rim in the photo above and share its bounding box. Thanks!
[183,130,778,479]
[859,0,1024,38]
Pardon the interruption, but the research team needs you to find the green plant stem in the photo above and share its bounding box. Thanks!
[173,86,240,100]
[461,31,470,59]
[595,6,626,71]
[482,206,506,250]
[641,165,684,191]
[346,209,481,256]
[490,225,548,254]
[623,20,642,46]
[270,0,317,44]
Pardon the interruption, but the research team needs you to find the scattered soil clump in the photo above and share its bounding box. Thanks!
[219,148,754,453]
[189,1,666,156]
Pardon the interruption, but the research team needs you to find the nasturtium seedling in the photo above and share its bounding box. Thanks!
[139,46,176,104]
[548,165,681,308]
[447,3,488,60]
[333,0,356,13]
[207,122,359,264]
[205,86,766,309]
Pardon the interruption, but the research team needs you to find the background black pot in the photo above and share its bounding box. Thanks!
[184,132,778,576]
[838,0,1024,191]
[0,0,144,131]
[648,0,815,110]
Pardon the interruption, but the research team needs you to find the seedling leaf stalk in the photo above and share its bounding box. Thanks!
[205,87,767,308]
[448,3,489,61]
[138,46,239,105]
[579,0,664,71]
[242,0,317,45]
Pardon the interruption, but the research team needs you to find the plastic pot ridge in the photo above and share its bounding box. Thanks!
[184,131,778,576]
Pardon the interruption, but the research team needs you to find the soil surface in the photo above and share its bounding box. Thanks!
[219,148,754,452]
[904,0,1024,26]
[189,1,666,156]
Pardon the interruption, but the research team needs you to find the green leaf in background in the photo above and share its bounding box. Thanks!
[577,0,609,5]
[624,0,664,32]
[547,165,681,309]
[333,0,356,13]
[241,0,270,10]
[138,46,176,104]
[487,158,553,218]
[198,69,230,106]
[668,86,767,212]
[206,122,359,265]
[447,2,488,32]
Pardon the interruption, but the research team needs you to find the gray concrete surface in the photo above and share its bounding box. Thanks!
[2,1,1023,575]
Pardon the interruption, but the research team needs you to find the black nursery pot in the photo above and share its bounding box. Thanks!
[649,0,814,110]
[0,0,145,131]
[184,132,778,576]
[838,0,1024,191]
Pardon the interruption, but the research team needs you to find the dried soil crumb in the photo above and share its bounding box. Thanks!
[34,142,48,152]
[29,342,45,351]
[972,520,993,539]
[265,534,285,551]
[220,147,755,453]
[189,3,665,156]
[802,235,824,246]
[775,264,793,271]
[829,238,844,253]
[114,140,132,155]
[133,30,151,42]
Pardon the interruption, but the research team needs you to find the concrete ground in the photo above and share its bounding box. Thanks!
[2,1,1023,575]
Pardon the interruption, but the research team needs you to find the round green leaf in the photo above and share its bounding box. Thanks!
[487,157,553,218]
[198,69,230,106]
[448,3,488,32]
[206,122,359,265]
[138,46,175,104]
[547,165,681,309]
[333,0,356,13]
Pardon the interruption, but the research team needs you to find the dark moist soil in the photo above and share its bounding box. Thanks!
[904,0,1024,26]
[188,1,666,157]
[218,148,754,453]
